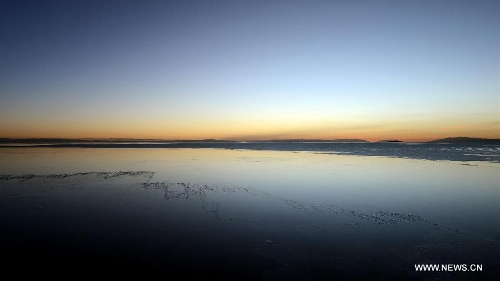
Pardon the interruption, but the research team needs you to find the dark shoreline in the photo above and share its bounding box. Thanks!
[1,136,499,145]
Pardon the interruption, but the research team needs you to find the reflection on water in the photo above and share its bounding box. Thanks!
[0,148,499,280]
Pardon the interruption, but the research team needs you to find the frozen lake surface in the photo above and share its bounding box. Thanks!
[1,146,499,280]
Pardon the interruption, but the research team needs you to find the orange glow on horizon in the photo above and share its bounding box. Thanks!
[2,127,499,143]
[1,111,498,142]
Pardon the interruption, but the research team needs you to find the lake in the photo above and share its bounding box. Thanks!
[1,144,499,280]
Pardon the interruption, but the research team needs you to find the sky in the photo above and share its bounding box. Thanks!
[1,0,499,141]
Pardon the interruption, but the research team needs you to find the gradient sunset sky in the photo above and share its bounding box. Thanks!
[1,0,498,141]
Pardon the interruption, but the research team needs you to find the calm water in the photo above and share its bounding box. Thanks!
[1,145,499,280]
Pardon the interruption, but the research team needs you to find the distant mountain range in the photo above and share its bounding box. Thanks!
[0,137,499,144]
[0,138,370,144]
[377,140,403,143]
[426,137,500,143]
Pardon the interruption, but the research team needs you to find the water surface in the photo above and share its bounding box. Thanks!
[1,147,498,280]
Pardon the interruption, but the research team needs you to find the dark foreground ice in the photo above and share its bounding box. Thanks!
[0,148,499,280]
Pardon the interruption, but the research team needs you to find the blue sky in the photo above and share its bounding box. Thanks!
[1,0,498,140]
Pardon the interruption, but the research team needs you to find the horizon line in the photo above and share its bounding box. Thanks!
[1,136,500,144]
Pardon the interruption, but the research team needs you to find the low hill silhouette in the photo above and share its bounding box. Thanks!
[427,137,500,143]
